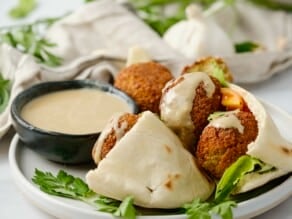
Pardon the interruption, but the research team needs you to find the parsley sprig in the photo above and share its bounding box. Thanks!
[0,27,62,67]
[32,169,238,219]
[235,41,262,53]
[0,17,62,67]
[32,169,137,219]
[183,198,237,219]
[9,0,38,19]
[0,74,10,113]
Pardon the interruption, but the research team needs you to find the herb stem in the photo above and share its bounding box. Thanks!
[0,16,62,31]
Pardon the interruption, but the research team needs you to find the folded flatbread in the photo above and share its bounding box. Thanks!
[230,84,292,171]
[228,84,292,193]
[86,111,214,208]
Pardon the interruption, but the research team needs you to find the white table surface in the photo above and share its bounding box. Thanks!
[0,0,291,218]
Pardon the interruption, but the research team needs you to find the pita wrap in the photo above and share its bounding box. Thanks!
[228,84,292,193]
[230,84,292,172]
[86,111,214,209]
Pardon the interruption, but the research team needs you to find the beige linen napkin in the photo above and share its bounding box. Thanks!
[46,0,292,83]
[212,1,292,83]
[0,0,187,138]
[45,0,183,67]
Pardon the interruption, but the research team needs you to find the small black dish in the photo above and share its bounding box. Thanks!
[11,80,138,164]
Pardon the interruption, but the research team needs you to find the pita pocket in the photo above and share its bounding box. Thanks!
[201,83,292,194]
[86,111,214,209]
[230,84,292,172]
[229,84,292,193]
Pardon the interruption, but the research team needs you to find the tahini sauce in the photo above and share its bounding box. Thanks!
[160,72,215,147]
[21,89,131,135]
[209,112,244,134]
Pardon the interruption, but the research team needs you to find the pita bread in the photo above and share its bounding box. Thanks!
[230,84,292,172]
[229,84,292,193]
[86,111,214,208]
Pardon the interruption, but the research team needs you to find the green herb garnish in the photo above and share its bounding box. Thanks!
[9,0,38,19]
[32,169,136,219]
[207,111,226,121]
[183,198,237,219]
[33,168,237,219]
[0,74,10,113]
[235,41,262,53]
[0,22,62,67]
[114,196,136,219]
[209,60,228,87]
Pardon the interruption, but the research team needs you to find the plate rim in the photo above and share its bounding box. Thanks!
[8,101,292,219]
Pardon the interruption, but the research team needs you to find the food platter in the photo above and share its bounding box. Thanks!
[8,100,292,219]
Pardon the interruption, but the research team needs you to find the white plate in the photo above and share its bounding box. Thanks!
[8,101,292,219]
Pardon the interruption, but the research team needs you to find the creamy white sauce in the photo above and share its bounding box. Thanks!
[209,112,244,134]
[21,89,131,135]
[160,72,215,147]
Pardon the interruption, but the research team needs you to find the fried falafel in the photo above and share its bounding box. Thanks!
[160,72,222,151]
[196,111,258,179]
[182,57,233,83]
[114,62,173,114]
[92,113,139,163]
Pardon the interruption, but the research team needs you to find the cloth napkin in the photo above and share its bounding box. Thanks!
[0,0,291,138]
[45,0,292,83]
[0,0,187,138]
[213,1,292,83]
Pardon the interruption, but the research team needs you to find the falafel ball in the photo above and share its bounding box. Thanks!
[92,113,139,163]
[160,72,222,151]
[196,111,258,179]
[182,57,233,83]
[114,62,173,114]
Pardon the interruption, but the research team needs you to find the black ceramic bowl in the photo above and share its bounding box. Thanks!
[11,80,138,164]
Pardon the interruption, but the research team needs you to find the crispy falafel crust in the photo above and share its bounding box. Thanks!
[182,57,233,82]
[100,113,139,160]
[196,111,258,179]
[114,62,173,113]
[160,74,222,152]
[190,76,221,150]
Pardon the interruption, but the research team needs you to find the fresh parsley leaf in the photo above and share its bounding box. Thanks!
[209,60,228,87]
[207,111,226,121]
[94,196,121,213]
[9,0,38,19]
[184,199,211,219]
[32,169,138,219]
[0,25,62,67]
[207,111,226,122]
[210,201,236,219]
[114,196,136,219]
[0,74,10,113]
[234,41,261,53]
[215,155,264,202]
[183,198,237,219]
[32,169,95,200]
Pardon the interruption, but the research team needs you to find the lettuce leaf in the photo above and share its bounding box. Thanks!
[215,155,265,203]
